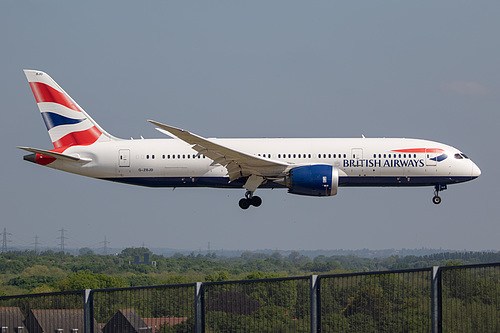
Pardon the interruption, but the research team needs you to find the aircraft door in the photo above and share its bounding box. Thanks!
[119,149,130,167]
[425,149,437,166]
[351,148,363,161]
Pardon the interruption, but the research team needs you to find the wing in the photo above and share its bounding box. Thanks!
[148,120,290,185]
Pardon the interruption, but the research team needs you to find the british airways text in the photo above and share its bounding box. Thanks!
[343,159,425,168]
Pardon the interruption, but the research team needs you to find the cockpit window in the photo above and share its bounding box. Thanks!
[455,153,470,159]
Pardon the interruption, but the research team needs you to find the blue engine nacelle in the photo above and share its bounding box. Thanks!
[285,164,339,196]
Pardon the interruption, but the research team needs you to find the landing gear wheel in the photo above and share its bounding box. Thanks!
[432,185,446,205]
[239,198,251,210]
[239,191,263,209]
[432,196,442,205]
[251,196,262,207]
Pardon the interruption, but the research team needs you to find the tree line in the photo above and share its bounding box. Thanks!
[0,248,498,296]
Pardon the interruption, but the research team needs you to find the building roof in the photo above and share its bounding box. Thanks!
[102,309,151,333]
[142,317,188,332]
[0,307,25,332]
[24,309,99,333]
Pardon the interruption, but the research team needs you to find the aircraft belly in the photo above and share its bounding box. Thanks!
[339,175,475,187]
[100,176,287,189]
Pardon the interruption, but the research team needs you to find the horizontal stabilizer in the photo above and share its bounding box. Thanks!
[17,146,91,162]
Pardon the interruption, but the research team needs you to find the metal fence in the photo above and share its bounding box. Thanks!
[92,283,195,332]
[203,276,310,333]
[0,263,498,333]
[440,264,500,333]
[0,290,85,332]
[318,268,432,332]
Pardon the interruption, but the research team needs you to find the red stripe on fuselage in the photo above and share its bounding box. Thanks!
[392,148,444,153]
[29,82,81,112]
[52,126,102,148]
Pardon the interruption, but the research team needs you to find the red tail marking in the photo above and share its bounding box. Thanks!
[29,82,81,112]
[36,154,56,165]
[52,126,102,148]
[35,147,67,166]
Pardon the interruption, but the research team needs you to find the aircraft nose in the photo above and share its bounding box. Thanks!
[471,162,481,178]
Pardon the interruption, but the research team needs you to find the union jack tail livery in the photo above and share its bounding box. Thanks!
[19,70,480,209]
[23,70,114,148]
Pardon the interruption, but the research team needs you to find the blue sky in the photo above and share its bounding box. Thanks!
[1,1,498,252]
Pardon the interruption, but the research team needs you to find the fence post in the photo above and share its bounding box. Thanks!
[431,266,442,333]
[84,289,92,333]
[311,275,318,333]
[195,282,204,333]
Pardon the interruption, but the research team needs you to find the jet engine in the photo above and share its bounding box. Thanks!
[285,164,339,196]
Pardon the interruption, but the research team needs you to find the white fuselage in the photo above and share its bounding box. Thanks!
[41,137,480,189]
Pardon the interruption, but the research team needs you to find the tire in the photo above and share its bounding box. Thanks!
[251,196,262,207]
[432,196,442,205]
[239,198,251,209]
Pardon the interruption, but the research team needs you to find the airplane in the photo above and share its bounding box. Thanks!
[19,70,481,209]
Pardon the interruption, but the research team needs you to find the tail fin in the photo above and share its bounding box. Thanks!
[24,70,116,148]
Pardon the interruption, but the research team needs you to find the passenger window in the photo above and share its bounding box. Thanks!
[308,154,311,158]
[399,154,401,158]
[146,155,149,159]
[152,155,155,159]
[383,154,386,158]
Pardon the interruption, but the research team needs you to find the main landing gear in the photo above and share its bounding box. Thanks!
[432,184,447,205]
[239,191,262,210]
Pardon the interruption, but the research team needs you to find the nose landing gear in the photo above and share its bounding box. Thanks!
[239,191,262,209]
[432,184,447,205]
